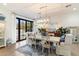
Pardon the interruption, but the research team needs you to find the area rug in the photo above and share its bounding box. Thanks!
[17,45,56,56]
[17,45,34,56]
[17,45,42,56]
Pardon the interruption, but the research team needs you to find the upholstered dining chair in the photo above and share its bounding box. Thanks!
[41,40,51,55]
[26,32,36,47]
[56,34,73,56]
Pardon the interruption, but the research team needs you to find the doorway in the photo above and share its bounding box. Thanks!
[16,17,33,42]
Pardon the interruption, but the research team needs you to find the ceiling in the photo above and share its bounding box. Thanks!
[1,3,79,20]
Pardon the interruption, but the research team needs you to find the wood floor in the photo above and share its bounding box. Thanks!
[0,40,79,56]
[71,43,79,56]
[0,41,26,56]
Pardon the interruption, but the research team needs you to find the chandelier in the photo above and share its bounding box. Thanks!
[37,4,49,29]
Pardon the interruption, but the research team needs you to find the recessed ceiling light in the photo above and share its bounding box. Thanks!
[3,3,7,6]
[73,8,77,11]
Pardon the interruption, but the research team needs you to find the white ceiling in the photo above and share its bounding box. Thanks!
[1,3,79,20]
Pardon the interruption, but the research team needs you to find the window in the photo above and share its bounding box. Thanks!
[26,21,33,32]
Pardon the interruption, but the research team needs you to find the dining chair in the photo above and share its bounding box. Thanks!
[41,40,51,55]
[56,34,73,56]
[26,32,36,47]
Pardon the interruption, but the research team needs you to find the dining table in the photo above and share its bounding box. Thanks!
[28,35,60,46]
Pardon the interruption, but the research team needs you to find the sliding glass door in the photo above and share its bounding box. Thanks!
[20,20,26,40]
[16,17,33,42]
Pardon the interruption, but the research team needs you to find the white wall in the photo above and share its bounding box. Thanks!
[48,10,79,28]
[0,5,16,44]
[60,11,79,27]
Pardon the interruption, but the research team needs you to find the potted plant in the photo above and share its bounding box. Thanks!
[56,27,70,37]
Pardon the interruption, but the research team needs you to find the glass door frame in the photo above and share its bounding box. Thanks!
[16,17,33,42]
